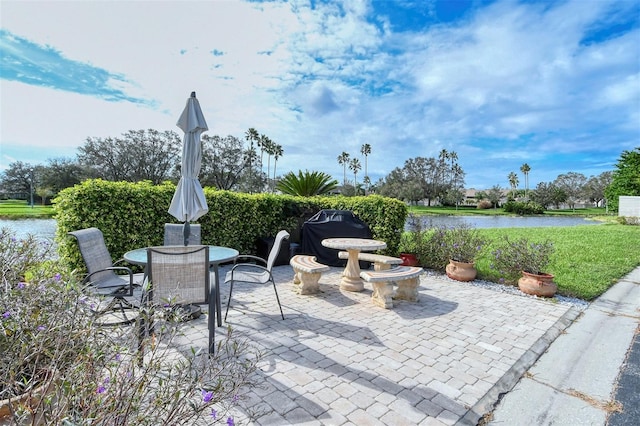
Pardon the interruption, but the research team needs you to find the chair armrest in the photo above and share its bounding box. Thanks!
[85,266,134,296]
[234,255,267,266]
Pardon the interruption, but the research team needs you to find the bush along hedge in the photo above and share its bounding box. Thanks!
[54,179,408,272]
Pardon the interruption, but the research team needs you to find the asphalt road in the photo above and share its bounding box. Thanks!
[607,324,640,426]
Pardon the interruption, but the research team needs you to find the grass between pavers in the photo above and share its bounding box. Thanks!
[0,199,55,218]
[473,224,640,301]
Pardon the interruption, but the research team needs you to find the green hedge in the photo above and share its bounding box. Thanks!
[55,179,407,272]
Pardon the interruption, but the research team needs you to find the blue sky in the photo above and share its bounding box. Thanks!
[1,0,638,190]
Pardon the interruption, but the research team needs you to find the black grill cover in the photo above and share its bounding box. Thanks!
[301,210,372,267]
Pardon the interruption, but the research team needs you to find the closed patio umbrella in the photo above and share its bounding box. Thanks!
[168,91,209,245]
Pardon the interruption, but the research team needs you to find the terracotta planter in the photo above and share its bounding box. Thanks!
[0,370,56,422]
[400,253,419,267]
[518,271,557,297]
[445,259,477,282]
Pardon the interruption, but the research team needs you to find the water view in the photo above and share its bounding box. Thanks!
[0,216,602,243]
[0,219,57,241]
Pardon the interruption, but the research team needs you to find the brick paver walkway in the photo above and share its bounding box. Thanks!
[174,264,578,425]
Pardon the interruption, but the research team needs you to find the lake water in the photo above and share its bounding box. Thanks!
[0,218,57,241]
[0,215,601,243]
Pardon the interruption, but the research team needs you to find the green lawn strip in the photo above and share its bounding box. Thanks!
[408,205,612,217]
[474,224,640,300]
[0,200,55,218]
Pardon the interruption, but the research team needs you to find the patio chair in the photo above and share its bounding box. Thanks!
[224,230,289,321]
[164,223,202,246]
[68,227,137,326]
[141,245,213,352]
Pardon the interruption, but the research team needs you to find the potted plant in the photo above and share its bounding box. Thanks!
[398,213,423,266]
[490,235,557,297]
[443,225,486,282]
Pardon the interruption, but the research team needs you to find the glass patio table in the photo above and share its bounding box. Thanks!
[123,245,238,328]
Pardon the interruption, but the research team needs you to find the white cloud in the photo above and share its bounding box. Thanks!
[1,0,637,190]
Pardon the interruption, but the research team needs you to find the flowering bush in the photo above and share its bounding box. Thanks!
[1,228,262,424]
[490,235,555,281]
[443,224,486,264]
[410,223,485,270]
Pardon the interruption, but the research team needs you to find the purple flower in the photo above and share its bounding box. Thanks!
[202,389,214,403]
[210,409,217,419]
[37,325,46,331]
[17,282,26,289]
[97,385,106,394]
[226,417,235,426]
[232,394,239,403]
[2,311,10,319]
[54,273,61,281]
[115,353,122,362]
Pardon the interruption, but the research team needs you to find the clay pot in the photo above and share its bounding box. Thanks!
[0,370,56,422]
[445,259,477,282]
[518,271,557,297]
[400,253,419,267]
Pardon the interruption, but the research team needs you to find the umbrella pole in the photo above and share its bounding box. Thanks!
[183,220,190,246]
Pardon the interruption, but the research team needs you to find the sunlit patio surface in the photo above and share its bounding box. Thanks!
[148,264,578,425]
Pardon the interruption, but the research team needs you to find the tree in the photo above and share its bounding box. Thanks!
[337,152,350,187]
[520,163,531,200]
[271,143,284,191]
[362,175,371,194]
[275,170,338,196]
[584,171,612,208]
[349,158,361,192]
[487,185,504,208]
[199,134,251,191]
[244,128,260,188]
[39,157,86,194]
[360,143,372,190]
[508,172,519,199]
[605,147,640,211]
[77,129,181,183]
[262,136,275,187]
[531,182,566,209]
[554,172,587,211]
[0,161,35,196]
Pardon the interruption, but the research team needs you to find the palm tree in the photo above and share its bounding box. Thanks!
[349,158,361,193]
[272,143,283,191]
[363,175,371,194]
[263,136,275,187]
[337,152,350,187]
[360,143,372,189]
[257,134,268,174]
[508,172,519,199]
[276,170,338,196]
[520,163,531,200]
[244,128,259,190]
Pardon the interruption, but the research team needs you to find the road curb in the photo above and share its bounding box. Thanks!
[459,303,582,425]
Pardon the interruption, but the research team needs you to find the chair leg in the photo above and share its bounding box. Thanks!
[224,280,234,321]
[272,280,285,320]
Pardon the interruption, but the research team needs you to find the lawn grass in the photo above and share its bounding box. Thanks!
[473,224,640,301]
[408,205,614,217]
[0,199,55,218]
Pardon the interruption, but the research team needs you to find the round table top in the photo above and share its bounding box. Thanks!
[123,245,239,266]
[321,238,386,251]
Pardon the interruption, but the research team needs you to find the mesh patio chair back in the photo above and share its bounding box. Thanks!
[68,227,133,295]
[146,245,209,306]
[68,227,136,325]
[225,230,289,321]
[164,223,202,246]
